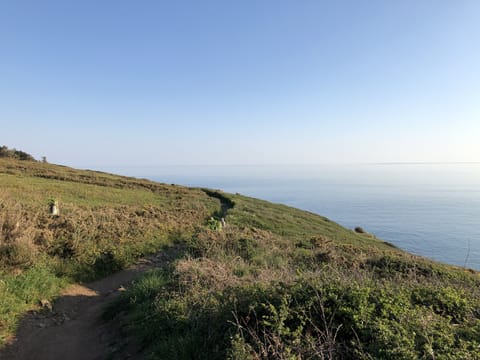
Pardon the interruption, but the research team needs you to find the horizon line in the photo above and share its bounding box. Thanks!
[72,161,480,169]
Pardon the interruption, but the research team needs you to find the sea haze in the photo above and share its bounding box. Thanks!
[100,164,480,270]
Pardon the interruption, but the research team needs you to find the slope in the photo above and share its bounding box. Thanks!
[105,192,480,358]
[1,158,479,359]
[0,158,219,345]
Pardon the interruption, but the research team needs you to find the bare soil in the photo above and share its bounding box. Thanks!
[0,251,176,360]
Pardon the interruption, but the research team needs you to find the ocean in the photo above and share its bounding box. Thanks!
[101,164,480,270]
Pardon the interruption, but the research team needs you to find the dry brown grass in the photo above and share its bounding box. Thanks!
[0,158,222,344]
[0,158,220,274]
[0,193,41,267]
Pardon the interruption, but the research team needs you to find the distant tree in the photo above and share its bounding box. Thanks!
[42,156,48,163]
[0,145,36,161]
[14,149,35,161]
[0,146,9,157]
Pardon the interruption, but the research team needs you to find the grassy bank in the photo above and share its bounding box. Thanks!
[106,196,480,359]
[0,158,219,344]
[1,158,480,358]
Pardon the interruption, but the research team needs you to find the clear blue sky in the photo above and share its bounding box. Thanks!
[1,0,479,166]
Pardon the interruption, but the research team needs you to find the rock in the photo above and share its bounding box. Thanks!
[39,299,53,312]
[354,226,366,234]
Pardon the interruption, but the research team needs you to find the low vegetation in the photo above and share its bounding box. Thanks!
[0,157,218,344]
[106,195,480,359]
[0,145,36,162]
[1,156,480,358]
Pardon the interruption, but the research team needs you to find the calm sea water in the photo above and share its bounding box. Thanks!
[100,164,480,270]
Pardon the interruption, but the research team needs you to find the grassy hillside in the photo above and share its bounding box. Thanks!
[1,158,480,358]
[0,158,219,344]
[106,195,480,359]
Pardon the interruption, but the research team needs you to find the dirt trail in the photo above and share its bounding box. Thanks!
[202,190,234,218]
[0,192,232,360]
[0,251,176,360]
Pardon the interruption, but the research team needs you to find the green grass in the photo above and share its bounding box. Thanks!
[227,193,398,250]
[0,158,219,344]
[2,158,480,358]
[0,173,170,206]
[0,260,67,344]
[106,191,480,359]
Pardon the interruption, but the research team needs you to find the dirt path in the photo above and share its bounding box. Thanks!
[202,189,235,218]
[1,192,232,360]
[0,251,176,360]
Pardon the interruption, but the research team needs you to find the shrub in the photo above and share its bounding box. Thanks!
[0,146,35,161]
[411,286,471,322]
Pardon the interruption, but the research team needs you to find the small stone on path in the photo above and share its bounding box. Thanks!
[39,299,52,312]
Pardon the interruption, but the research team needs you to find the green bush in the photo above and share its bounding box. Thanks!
[206,217,222,231]
[411,286,471,322]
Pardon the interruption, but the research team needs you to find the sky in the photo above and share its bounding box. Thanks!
[1,0,479,167]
